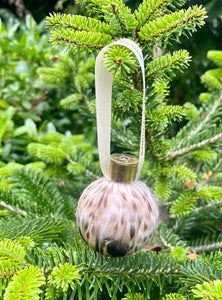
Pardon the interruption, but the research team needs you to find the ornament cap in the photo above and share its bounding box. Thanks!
[109,153,139,184]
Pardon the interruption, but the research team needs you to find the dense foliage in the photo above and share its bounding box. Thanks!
[0,1,222,299]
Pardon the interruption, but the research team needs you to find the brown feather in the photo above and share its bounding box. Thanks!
[76,177,159,257]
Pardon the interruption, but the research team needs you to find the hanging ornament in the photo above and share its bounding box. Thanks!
[76,39,159,257]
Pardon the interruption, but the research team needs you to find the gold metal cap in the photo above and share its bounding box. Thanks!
[109,153,139,184]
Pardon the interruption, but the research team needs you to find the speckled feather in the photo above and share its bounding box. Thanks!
[76,177,159,257]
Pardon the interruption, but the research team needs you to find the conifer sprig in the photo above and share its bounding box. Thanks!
[192,280,222,299]
[104,45,138,75]
[139,6,207,44]
[194,238,222,253]
[27,143,67,165]
[0,167,75,219]
[161,165,197,182]
[146,50,191,80]
[50,28,112,50]
[0,216,66,244]
[4,266,45,300]
[76,0,137,35]
[167,133,222,160]
[170,192,197,217]
[48,263,82,292]
[0,201,27,216]
[169,90,222,157]
[46,13,111,34]
[163,294,186,300]
[134,0,188,28]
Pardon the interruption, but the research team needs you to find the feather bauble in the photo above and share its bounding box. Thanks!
[76,177,159,257]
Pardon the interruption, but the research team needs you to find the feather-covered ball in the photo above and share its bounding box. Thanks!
[76,177,159,257]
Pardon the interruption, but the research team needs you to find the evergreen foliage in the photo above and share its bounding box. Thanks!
[0,0,222,299]
[192,279,222,299]
[4,265,45,300]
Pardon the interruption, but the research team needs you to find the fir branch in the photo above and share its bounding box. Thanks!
[60,93,83,109]
[48,263,81,292]
[75,0,104,15]
[0,239,26,264]
[38,67,69,80]
[161,165,197,182]
[139,6,207,44]
[190,234,222,254]
[122,292,145,300]
[154,176,172,201]
[4,265,45,300]
[109,2,136,34]
[135,0,188,29]
[55,53,76,71]
[0,216,66,244]
[175,94,222,150]
[159,234,174,250]
[27,143,67,165]
[67,162,85,176]
[192,199,222,214]
[74,72,95,92]
[152,80,170,105]
[66,155,99,179]
[180,259,222,290]
[104,45,138,76]
[135,0,169,28]
[0,260,19,280]
[77,0,137,34]
[197,186,222,201]
[170,192,197,217]
[3,167,75,219]
[114,89,143,116]
[26,243,181,299]
[81,260,177,276]
[39,242,179,276]
[0,201,27,216]
[50,28,112,50]
[38,133,65,144]
[0,163,23,177]
[147,105,184,131]
[163,294,186,300]
[169,0,189,9]
[146,50,190,80]
[192,280,222,299]
[158,225,188,250]
[46,13,111,34]
[167,133,222,160]
[194,242,222,253]
[189,150,217,163]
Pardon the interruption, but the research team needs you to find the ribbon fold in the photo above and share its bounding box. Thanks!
[95,38,146,181]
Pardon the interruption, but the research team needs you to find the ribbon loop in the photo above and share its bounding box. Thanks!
[95,39,146,181]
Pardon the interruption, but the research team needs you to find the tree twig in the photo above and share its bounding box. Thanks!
[166,133,222,160]
[194,242,222,253]
[0,201,27,216]
[66,155,99,179]
[192,199,222,214]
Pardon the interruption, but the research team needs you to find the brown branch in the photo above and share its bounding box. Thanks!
[9,0,31,21]
[29,92,48,112]
[54,34,105,49]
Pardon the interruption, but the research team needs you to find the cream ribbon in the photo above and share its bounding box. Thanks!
[95,38,146,181]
